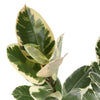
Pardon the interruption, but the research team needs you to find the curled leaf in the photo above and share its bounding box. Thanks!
[24,43,49,65]
[37,53,67,80]
[50,34,64,61]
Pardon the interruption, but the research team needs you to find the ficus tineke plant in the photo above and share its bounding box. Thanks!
[7,5,100,100]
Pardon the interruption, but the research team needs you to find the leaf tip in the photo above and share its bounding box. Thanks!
[61,33,64,37]
[63,53,68,58]
[24,4,27,9]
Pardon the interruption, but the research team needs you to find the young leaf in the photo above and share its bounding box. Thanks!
[7,44,45,85]
[82,89,99,100]
[62,89,81,100]
[29,84,52,100]
[36,53,67,80]
[90,72,100,87]
[24,44,49,65]
[16,5,55,62]
[63,66,91,96]
[50,34,64,61]
[12,85,33,100]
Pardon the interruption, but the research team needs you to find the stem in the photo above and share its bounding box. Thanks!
[41,65,56,92]
[46,77,56,92]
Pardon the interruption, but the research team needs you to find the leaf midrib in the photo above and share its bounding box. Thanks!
[26,7,40,48]
[68,67,91,93]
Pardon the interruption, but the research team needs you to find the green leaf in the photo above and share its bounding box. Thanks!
[96,39,100,63]
[82,89,99,100]
[37,53,67,80]
[7,44,45,85]
[12,85,34,100]
[24,44,49,65]
[29,84,52,100]
[91,83,100,99]
[63,66,91,96]
[55,78,62,93]
[62,89,81,100]
[16,5,55,61]
[50,34,64,61]
[90,72,100,87]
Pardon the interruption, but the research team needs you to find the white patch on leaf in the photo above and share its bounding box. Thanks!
[11,63,45,85]
[29,85,51,100]
[29,85,45,100]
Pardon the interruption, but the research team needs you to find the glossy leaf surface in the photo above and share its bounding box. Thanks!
[7,44,44,84]
[16,5,55,61]
[63,66,91,96]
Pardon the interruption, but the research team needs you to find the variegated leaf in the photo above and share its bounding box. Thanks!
[36,53,67,80]
[16,5,55,62]
[63,66,91,96]
[7,44,45,85]
[12,85,34,100]
[24,44,49,65]
[29,84,52,100]
[50,34,64,61]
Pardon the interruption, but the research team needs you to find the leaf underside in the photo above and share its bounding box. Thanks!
[24,44,49,65]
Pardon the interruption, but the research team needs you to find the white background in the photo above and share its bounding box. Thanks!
[0,0,100,99]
